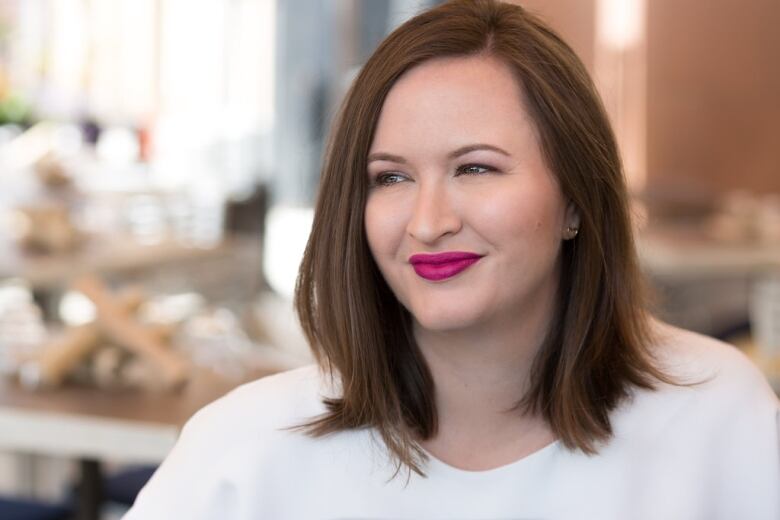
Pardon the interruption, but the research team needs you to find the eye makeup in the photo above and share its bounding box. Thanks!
[371,172,407,187]
[455,163,498,176]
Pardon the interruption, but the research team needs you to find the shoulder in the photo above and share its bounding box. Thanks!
[183,364,331,444]
[650,320,776,402]
[156,364,335,481]
[601,321,780,517]
[613,319,778,438]
[124,365,334,519]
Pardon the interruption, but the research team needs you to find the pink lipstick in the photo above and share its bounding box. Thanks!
[408,251,483,281]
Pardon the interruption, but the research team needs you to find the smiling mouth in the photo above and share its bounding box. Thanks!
[408,252,483,281]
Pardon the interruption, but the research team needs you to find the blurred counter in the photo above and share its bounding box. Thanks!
[0,365,277,464]
[638,223,780,391]
[638,224,780,280]
[0,234,263,304]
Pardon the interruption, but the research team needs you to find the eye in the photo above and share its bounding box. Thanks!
[370,172,408,187]
[456,163,496,176]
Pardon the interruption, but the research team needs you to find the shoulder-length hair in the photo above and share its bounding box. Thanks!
[294,0,670,476]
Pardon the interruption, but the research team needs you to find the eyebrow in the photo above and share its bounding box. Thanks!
[367,143,511,164]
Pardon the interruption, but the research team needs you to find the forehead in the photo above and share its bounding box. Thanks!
[370,54,539,152]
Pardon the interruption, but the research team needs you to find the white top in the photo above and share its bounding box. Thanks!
[123,324,780,520]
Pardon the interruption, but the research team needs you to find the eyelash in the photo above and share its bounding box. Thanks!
[370,164,497,187]
[456,163,495,176]
[372,172,405,187]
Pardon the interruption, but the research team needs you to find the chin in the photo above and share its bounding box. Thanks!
[411,306,485,333]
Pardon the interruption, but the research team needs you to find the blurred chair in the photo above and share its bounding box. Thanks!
[714,320,751,342]
[102,465,157,508]
[224,183,268,238]
[0,495,72,520]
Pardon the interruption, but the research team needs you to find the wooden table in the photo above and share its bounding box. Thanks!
[0,366,278,519]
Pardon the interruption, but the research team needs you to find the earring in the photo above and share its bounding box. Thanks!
[564,226,579,240]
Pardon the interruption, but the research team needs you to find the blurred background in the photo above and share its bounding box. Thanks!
[0,0,777,519]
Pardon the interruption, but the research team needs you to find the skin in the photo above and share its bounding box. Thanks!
[364,54,579,471]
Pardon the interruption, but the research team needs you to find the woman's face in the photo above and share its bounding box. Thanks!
[364,55,578,333]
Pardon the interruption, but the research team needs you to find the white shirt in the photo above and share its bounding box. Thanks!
[123,324,780,519]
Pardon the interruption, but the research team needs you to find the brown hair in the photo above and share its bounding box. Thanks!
[294,0,671,476]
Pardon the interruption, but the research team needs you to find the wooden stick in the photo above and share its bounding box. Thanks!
[19,325,100,389]
[146,323,177,344]
[116,286,146,314]
[73,276,189,389]
[19,289,149,389]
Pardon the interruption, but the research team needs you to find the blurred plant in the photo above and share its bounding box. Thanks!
[0,92,33,126]
[0,8,33,127]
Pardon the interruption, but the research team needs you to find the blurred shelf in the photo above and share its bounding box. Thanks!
[638,225,780,280]
[0,234,261,291]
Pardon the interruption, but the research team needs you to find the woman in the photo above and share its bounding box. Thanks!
[125,1,779,518]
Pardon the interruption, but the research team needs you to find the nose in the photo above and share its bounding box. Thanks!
[405,179,462,243]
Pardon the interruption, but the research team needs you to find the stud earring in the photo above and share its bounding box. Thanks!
[564,226,579,240]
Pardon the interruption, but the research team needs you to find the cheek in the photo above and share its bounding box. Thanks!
[364,195,405,259]
[363,208,382,263]
[471,181,565,246]
[364,197,411,305]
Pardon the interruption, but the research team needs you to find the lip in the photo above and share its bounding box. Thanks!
[408,251,483,281]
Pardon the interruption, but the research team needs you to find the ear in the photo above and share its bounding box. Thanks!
[562,201,581,240]
[565,201,580,229]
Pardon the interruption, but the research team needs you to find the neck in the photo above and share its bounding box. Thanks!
[413,283,557,436]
